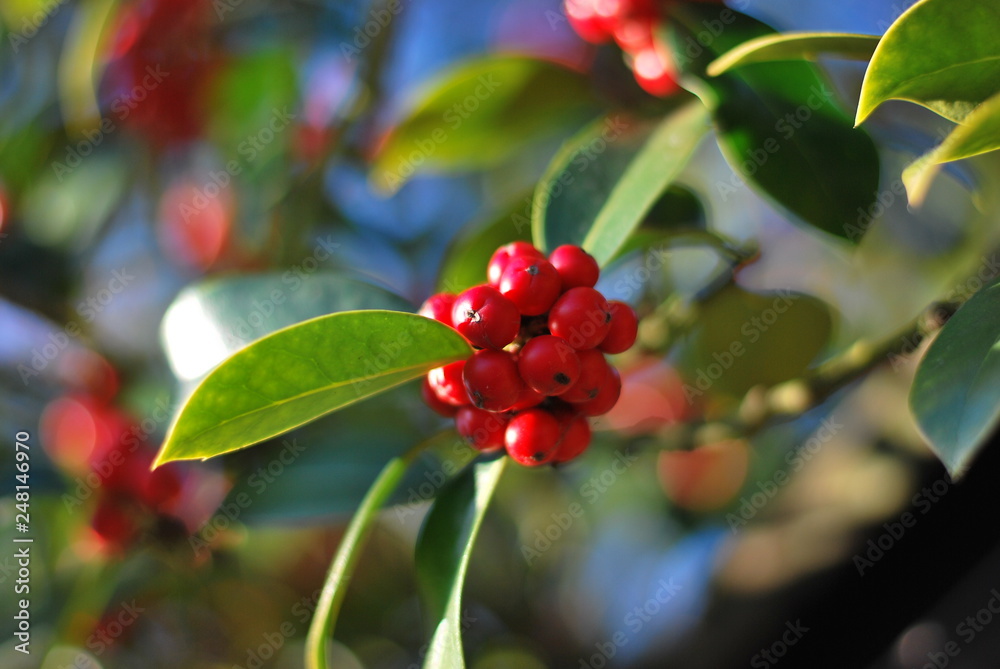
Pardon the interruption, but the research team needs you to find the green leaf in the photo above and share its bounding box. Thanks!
[160,272,411,382]
[856,0,1000,124]
[415,458,508,669]
[372,56,595,194]
[437,196,534,294]
[910,278,1000,478]
[532,102,710,266]
[707,32,879,76]
[305,442,427,669]
[677,284,833,403]
[155,311,471,466]
[665,5,881,242]
[903,90,1000,206]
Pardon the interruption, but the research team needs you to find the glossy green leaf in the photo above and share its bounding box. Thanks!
[910,278,1000,478]
[372,56,595,193]
[437,196,534,293]
[155,311,471,466]
[160,272,411,383]
[533,102,710,266]
[903,90,1000,206]
[665,5,881,242]
[415,458,508,669]
[677,284,833,404]
[856,0,1000,124]
[707,32,879,76]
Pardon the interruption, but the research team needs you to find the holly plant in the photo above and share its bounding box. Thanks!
[151,0,1000,667]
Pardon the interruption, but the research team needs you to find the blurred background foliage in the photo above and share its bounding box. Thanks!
[2,0,1000,667]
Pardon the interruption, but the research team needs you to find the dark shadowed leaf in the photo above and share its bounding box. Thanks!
[415,457,508,669]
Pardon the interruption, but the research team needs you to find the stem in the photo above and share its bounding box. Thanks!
[304,443,428,669]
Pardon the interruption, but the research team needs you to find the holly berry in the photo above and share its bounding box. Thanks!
[452,285,520,349]
[553,409,592,462]
[499,256,562,316]
[562,348,611,403]
[600,301,639,354]
[487,241,545,287]
[548,287,612,350]
[422,377,460,417]
[548,245,600,291]
[505,409,562,466]
[575,366,622,416]
[632,46,680,97]
[517,335,581,396]
[419,242,639,467]
[456,406,509,452]
[463,349,523,412]
[419,293,457,325]
[427,361,469,406]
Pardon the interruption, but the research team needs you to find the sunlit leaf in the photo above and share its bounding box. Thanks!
[903,90,1000,206]
[856,0,1000,124]
[155,311,471,466]
[708,32,879,76]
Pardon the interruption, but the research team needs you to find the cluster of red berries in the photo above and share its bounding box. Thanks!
[564,0,722,96]
[419,242,638,467]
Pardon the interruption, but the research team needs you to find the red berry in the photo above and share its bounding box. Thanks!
[452,285,520,349]
[600,301,639,354]
[509,384,546,411]
[563,348,611,402]
[564,0,619,43]
[576,366,622,416]
[487,241,545,287]
[463,349,523,412]
[456,406,509,452]
[422,377,460,417]
[548,287,613,350]
[613,15,655,52]
[517,335,582,396]
[419,293,457,325]
[427,361,469,406]
[505,409,562,466]
[632,46,680,97]
[499,256,562,316]
[548,245,600,291]
[553,409,592,462]
[91,497,138,552]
